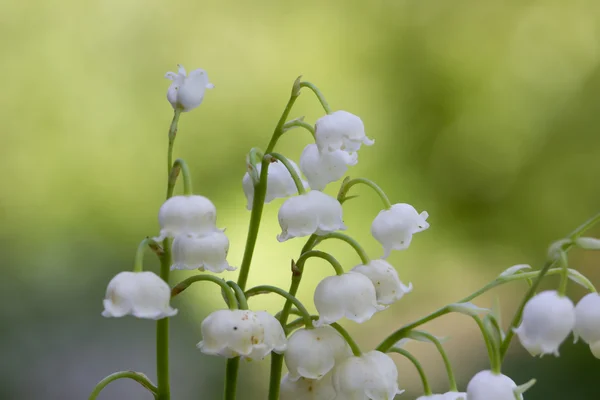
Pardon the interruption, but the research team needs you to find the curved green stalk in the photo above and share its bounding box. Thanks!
[410,331,457,391]
[283,119,315,138]
[227,281,249,310]
[299,81,332,114]
[471,315,501,373]
[133,237,155,272]
[266,153,306,195]
[245,285,313,328]
[167,109,181,177]
[330,322,362,356]
[295,250,345,276]
[388,348,431,395]
[313,232,370,265]
[170,274,238,309]
[337,177,392,209]
[170,158,193,195]
[89,371,157,400]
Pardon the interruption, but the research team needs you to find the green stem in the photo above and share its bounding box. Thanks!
[245,285,313,328]
[133,237,154,272]
[388,348,431,395]
[376,268,564,352]
[266,153,305,195]
[236,82,302,291]
[170,275,238,309]
[472,315,501,373]
[167,109,182,178]
[313,232,370,265]
[170,158,193,195]
[299,81,332,114]
[557,251,570,296]
[337,177,392,209]
[227,281,249,310]
[268,236,318,400]
[156,239,171,400]
[330,322,362,356]
[296,250,345,276]
[89,371,157,400]
[224,358,240,400]
[283,119,316,138]
[410,331,457,391]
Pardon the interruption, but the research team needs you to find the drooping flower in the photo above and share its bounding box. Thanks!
[371,203,429,258]
[102,271,177,320]
[417,393,466,400]
[574,292,600,358]
[280,373,336,400]
[197,309,286,360]
[513,290,575,357]
[314,272,384,326]
[351,259,412,305]
[314,111,374,153]
[277,190,345,242]
[284,326,352,381]
[165,64,214,112]
[155,195,217,241]
[299,143,358,191]
[242,158,307,210]
[171,231,235,273]
[466,370,522,400]
[332,350,402,400]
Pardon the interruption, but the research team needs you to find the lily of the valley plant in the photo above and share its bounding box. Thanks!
[89,64,600,400]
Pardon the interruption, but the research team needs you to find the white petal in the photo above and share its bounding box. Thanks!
[171,231,235,273]
[351,259,412,305]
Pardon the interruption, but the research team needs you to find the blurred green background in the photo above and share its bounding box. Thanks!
[2,0,600,399]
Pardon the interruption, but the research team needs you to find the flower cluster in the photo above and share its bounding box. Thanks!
[91,66,600,400]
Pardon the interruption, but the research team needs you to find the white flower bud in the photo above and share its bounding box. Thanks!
[466,370,521,400]
[171,231,235,273]
[574,292,600,358]
[280,373,336,400]
[513,290,575,357]
[284,326,352,381]
[371,203,429,258]
[351,259,412,305]
[242,158,308,210]
[197,309,286,360]
[442,392,466,400]
[416,395,444,400]
[314,272,384,326]
[278,190,346,242]
[102,271,177,320]
[575,237,600,250]
[314,111,374,153]
[165,64,214,112]
[332,350,402,400]
[155,195,217,241]
[299,144,358,191]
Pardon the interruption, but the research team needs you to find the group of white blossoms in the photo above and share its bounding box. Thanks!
[100,65,600,400]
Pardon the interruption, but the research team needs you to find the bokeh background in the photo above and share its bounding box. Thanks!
[2,0,600,399]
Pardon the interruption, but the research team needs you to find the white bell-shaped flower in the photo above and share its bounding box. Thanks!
[284,326,352,381]
[513,290,575,357]
[278,190,346,242]
[280,373,336,400]
[171,231,235,273]
[165,64,214,112]
[441,392,466,400]
[242,158,308,210]
[155,195,217,241]
[466,370,521,400]
[314,111,374,153]
[102,271,177,320]
[197,309,286,360]
[332,350,402,400]
[371,203,430,258]
[314,272,384,326]
[351,259,412,305]
[299,143,358,191]
[574,292,600,358]
[416,395,444,400]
